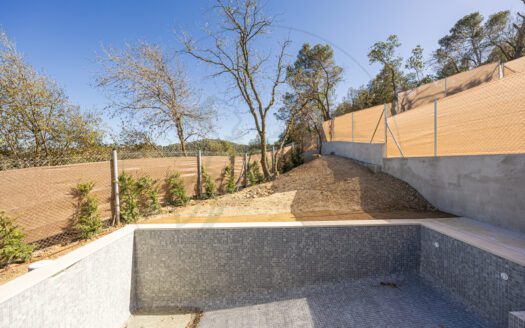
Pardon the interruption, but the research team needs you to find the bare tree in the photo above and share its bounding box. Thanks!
[96,42,213,155]
[274,92,311,170]
[181,0,289,180]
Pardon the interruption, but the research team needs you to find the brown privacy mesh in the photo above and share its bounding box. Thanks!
[397,62,500,113]
[323,104,393,144]
[386,71,525,157]
[504,56,525,76]
[0,150,276,249]
[326,57,525,159]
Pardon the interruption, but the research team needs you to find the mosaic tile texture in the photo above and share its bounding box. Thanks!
[420,226,525,328]
[198,273,489,328]
[132,225,421,310]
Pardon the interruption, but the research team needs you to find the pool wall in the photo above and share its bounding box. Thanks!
[132,225,420,310]
[420,226,525,328]
[0,226,134,328]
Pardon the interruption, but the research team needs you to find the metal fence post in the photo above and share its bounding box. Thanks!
[197,150,202,197]
[110,149,120,226]
[383,103,388,157]
[434,97,438,157]
[243,153,248,187]
[351,111,355,142]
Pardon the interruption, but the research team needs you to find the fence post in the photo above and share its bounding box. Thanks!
[444,77,448,96]
[434,97,438,157]
[197,150,202,197]
[110,149,120,226]
[243,153,248,187]
[351,111,355,142]
[383,103,388,157]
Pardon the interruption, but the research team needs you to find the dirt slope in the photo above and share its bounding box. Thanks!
[151,156,445,223]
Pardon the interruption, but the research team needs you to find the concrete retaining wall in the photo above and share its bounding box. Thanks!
[321,141,384,166]
[383,154,525,233]
[0,227,135,328]
[320,141,525,233]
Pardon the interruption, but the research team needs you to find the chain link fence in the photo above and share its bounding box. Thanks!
[0,147,287,250]
[323,56,525,158]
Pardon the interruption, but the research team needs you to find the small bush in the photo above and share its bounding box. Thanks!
[279,150,304,174]
[118,172,140,224]
[223,164,236,193]
[201,166,216,199]
[73,181,102,239]
[136,176,160,216]
[248,161,265,185]
[165,171,189,206]
[0,212,33,268]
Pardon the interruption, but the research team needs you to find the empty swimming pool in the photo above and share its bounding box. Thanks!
[1,219,524,328]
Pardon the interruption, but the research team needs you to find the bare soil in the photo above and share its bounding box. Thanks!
[150,155,447,223]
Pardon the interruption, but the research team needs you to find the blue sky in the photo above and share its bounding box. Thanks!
[1,0,520,144]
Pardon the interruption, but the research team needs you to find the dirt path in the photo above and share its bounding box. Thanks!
[150,155,446,223]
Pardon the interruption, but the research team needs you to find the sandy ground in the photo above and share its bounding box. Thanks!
[150,155,445,224]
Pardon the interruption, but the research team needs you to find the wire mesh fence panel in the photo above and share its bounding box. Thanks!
[322,104,391,144]
[386,101,435,157]
[0,154,112,248]
[397,62,499,113]
[0,149,271,249]
[434,71,525,156]
[387,70,525,157]
[503,56,525,76]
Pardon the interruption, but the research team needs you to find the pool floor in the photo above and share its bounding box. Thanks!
[197,273,490,328]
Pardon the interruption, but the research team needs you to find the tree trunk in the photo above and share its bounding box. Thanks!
[259,130,271,180]
[175,116,187,156]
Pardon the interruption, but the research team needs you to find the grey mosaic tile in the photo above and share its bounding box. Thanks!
[420,227,525,328]
[197,273,489,328]
[132,225,421,311]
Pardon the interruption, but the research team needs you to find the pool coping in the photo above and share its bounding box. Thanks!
[1,217,524,305]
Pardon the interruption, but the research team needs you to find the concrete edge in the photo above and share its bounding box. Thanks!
[133,219,427,230]
[421,219,525,267]
[0,225,137,304]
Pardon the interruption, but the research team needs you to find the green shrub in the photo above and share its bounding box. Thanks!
[201,166,216,199]
[248,161,265,185]
[279,150,304,174]
[291,150,304,167]
[136,176,160,216]
[165,171,189,206]
[73,182,102,239]
[0,212,33,268]
[118,172,140,224]
[224,164,236,193]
